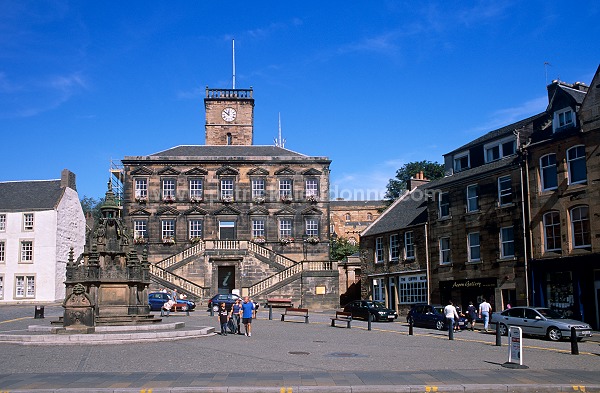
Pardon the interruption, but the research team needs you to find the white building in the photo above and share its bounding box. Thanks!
[0,169,86,303]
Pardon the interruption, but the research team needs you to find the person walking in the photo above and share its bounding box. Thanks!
[444,300,460,333]
[218,303,229,336]
[478,298,492,332]
[466,301,477,331]
[231,298,242,335]
[241,296,256,337]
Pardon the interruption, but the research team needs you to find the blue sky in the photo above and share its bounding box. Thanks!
[1,1,599,201]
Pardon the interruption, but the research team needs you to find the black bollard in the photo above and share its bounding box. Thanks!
[34,305,44,319]
[448,319,454,340]
[367,313,372,331]
[268,305,273,320]
[210,306,214,317]
[571,327,579,355]
[495,323,502,346]
[409,319,413,335]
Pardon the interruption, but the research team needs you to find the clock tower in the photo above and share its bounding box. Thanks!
[205,87,254,145]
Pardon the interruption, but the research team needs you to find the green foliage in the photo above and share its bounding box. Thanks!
[384,160,445,203]
[330,237,360,261]
[80,196,103,222]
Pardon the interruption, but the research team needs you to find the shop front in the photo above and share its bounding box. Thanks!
[439,277,498,312]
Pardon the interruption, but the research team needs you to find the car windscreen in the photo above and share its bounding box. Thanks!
[434,307,444,314]
[367,302,386,309]
[536,308,564,319]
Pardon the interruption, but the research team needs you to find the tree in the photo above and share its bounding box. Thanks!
[80,196,103,222]
[384,160,445,203]
[330,237,360,261]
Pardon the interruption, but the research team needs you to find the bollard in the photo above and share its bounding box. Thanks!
[495,323,502,346]
[269,305,273,320]
[571,327,579,355]
[210,306,214,317]
[409,319,413,336]
[367,313,372,331]
[34,305,44,319]
[448,320,454,340]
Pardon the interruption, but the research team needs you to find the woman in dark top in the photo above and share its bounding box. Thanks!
[218,303,229,335]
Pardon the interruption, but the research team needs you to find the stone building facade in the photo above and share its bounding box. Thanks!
[120,87,338,309]
[330,199,384,243]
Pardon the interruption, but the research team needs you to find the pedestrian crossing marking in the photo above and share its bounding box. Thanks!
[572,387,586,392]
[425,387,438,392]
[280,388,292,393]
[140,389,152,393]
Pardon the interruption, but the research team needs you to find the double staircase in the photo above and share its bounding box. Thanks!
[148,240,334,303]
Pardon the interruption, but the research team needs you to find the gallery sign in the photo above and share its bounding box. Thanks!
[442,278,497,290]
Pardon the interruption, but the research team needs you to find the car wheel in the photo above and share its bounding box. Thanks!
[498,323,508,336]
[435,320,445,330]
[547,327,563,341]
[181,305,188,312]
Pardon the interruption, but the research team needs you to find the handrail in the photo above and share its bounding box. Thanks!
[156,242,205,269]
[247,242,296,268]
[246,261,336,297]
[149,263,209,299]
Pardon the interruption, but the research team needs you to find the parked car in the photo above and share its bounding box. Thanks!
[207,293,260,312]
[491,306,593,341]
[407,304,467,331]
[148,292,196,312]
[343,300,398,322]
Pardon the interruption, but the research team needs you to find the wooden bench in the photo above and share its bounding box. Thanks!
[281,307,309,323]
[330,311,352,328]
[266,298,294,320]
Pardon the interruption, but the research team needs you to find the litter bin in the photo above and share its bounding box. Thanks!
[34,305,45,319]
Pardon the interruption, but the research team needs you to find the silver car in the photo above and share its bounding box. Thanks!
[492,306,592,341]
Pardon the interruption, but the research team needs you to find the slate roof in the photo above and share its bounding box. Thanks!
[0,180,63,212]
[425,155,518,189]
[361,188,428,237]
[445,112,547,156]
[147,145,309,158]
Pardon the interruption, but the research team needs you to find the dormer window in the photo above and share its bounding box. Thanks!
[484,136,516,163]
[453,152,470,172]
[553,108,574,132]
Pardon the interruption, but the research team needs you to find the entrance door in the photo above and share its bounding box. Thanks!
[219,221,236,240]
[218,266,235,294]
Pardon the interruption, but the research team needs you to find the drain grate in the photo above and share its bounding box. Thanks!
[326,352,367,358]
[313,340,326,343]
[288,351,310,355]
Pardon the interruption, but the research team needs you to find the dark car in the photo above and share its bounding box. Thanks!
[208,293,241,312]
[148,292,196,312]
[407,304,467,331]
[491,306,593,341]
[343,300,398,322]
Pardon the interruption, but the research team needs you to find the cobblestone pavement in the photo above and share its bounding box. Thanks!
[1,304,599,392]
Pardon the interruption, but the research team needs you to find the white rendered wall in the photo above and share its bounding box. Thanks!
[55,187,86,300]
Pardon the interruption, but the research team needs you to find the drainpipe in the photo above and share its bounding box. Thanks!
[425,222,431,304]
[516,129,531,306]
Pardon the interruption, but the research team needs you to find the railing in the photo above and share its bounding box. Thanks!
[245,261,336,297]
[156,242,205,269]
[206,87,253,99]
[247,242,296,268]
[211,240,240,250]
[149,263,209,300]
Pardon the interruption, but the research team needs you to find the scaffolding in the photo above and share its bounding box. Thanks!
[109,159,124,209]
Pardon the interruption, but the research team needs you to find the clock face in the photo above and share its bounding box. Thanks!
[221,107,237,122]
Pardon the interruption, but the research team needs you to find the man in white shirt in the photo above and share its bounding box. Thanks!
[443,300,460,333]
[478,298,492,332]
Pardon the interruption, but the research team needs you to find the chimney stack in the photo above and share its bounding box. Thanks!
[60,169,77,191]
[407,171,429,191]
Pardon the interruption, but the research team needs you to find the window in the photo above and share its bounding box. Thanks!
[367,213,373,221]
[345,213,351,221]
[540,154,558,191]
[543,211,561,252]
[398,275,427,304]
[251,179,265,198]
[134,178,148,199]
[404,231,414,259]
[23,213,34,231]
[305,179,318,197]
[226,133,232,145]
[0,241,4,263]
[454,152,470,172]
[15,275,35,298]
[439,237,451,264]
[567,145,587,184]
[0,214,5,231]
[279,218,292,238]
[20,241,33,263]
[305,218,319,237]
[485,137,516,163]
[466,185,479,212]
[372,278,385,302]
[162,179,176,199]
[375,237,384,263]
[189,179,203,200]
[570,206,590,248]
[161,220,175,240]
[220,179,234,199]
[554,108,575,131]
[252,219,265,238]
[498,176,512,206]
[279,179,292,199]
[133,220,147,240]
[500,227,514,258]
[438,192,450,218]
[189,219,203,240]
[389,234,399,262]
[468,232,480,262]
